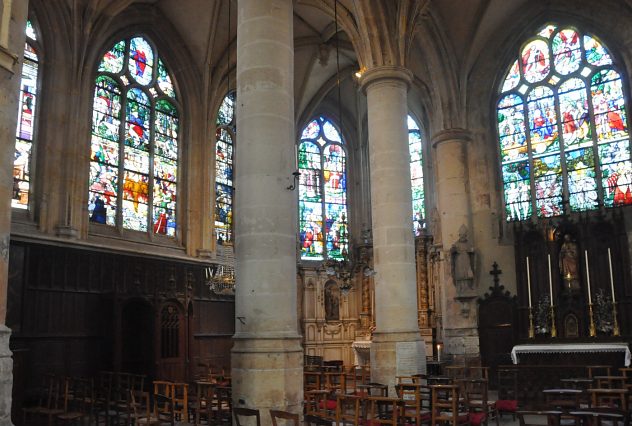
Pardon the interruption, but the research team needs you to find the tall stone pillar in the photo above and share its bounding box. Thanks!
[232,0,302,419]
[432,129,479,358]
[360,66,425,392]
[0,1,28,424]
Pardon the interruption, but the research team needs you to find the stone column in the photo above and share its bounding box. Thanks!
[232,0,302,419]
[432,129,479,358]
[360,66,425,392]
[0,1,28,424]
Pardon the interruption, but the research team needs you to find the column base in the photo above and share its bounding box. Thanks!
[231,335,303,424]
[370,331,426,395]
[0,324,14,426]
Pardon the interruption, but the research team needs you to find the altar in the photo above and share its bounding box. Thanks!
[511,343,631,367]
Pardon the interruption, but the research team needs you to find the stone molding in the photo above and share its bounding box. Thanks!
[0,44,17,74]
[358,65,413,94]
[431,128,472,148]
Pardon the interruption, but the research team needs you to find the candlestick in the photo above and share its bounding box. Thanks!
[588,303,596,337]
[528,307,535,339]
[550,305,557,338]
[548,254,553,306]
[608,248,616,303]
[526,256,532,308]
[613,302,620,337]
[585,250,592,305]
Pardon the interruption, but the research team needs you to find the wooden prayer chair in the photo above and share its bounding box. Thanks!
[193,381,215,425]
[130,390,175,425]
[445,366,467,381]
[395,383,431,426]
[467,367,489,381]
[170,382,188,422]
[304,389,335,423]
[270,409,300,426]
[587,387,628,411]
[214,385,233,425]
[516,410,562,426]
[496,368,518,420]
[594,375,627,389]
[324,370,346,393]
[462,379,499,426]
[365,396,405,426]
[304,370,323,391]
[344,365,360,394]
[22,373,64,426]
[358,382,389,397]
[543,388,582,411]
[334,394,362,426]
[430,384,469,426]
[56,376,94,425]
[234,407,261,426]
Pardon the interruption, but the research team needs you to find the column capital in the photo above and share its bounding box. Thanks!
[431,128,472,148]
[359,65,413,94]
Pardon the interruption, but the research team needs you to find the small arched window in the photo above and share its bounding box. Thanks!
[13,20,39,209]
[88,36,179,236]
[498,24,630,220]
[408,115,425,234]
[215,92,235,244]
[298,117,348,261]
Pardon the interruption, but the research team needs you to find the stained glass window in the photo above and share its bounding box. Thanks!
[498,25,630,220]
[13,20,39,209]
[408,115,425,235]
[215,92,235,244]
[299,117,348,261]
[89,36,179,237]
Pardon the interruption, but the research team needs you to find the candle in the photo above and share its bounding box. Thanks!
[436,344,441,362]
[548,254,553,306]
[526,256,532,308]
[608,248,616,303]
[294,144,298,170]
[585,250,592,304]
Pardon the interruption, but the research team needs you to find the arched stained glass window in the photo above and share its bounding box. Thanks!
[88,36,179,237]
[299,117,348,261]
[215,92,235,243]
[13,20,39,209]
[408,115,425,234]
[498,24,631,221]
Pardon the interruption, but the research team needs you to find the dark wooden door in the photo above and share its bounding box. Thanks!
[122,300,155,380]
[157,303,185,381]
[479,295,517,388]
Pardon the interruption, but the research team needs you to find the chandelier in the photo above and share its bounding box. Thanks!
[205,264,235,295]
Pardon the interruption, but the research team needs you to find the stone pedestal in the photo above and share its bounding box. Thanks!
[360,66,425,392]
[232,0,302,420]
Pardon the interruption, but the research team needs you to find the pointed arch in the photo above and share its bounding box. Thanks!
[88,35,180,237]
[298,116,348,261]
[497,24,631,220]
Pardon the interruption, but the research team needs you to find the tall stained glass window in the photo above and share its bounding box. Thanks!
[88,36,179,236]
[408,115,425,234]
[215,92,235,243]
[13,20,39,209]
[498,24,631,221]
[299,117,348,261]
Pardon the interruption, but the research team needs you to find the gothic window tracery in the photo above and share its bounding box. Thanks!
[408,114,425,234]
[13,20,39,209]
[498,24,630,221]
[299,116,348,261]
[88,36,179,237]
[215,91,235,244]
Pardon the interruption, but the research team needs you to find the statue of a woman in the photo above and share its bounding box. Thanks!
[559,233,580,290]
[450,225,476,298]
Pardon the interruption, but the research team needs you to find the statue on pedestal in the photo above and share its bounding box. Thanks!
[450,225,477,299]
[559,233,580,291]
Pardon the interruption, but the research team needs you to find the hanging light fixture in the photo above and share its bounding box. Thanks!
[206,264,236,295]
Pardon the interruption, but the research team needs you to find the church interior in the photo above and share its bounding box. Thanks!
[2,0,632,424]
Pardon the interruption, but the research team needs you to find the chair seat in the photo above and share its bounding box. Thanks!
[496,399,517,411]
[469,412,487,426]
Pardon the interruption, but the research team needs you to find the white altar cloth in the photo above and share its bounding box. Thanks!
[511,343,631,366]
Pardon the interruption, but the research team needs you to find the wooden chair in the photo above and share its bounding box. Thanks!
[304,370,323,391]
[365,396,405,426]
[587,387,628,411]
[171,382,188,422]
[516,410,562,426]
[430,384,469,426]
[56,377,94,425]
[356,382,389,397]
[335,394,362,426]
[496,368,518,420]
[467,367,490,381]
[304,389,335,423]
[543,388,582,410]
[594,375,627,389]
[270,409,300,426]
[130,390,175,425]
[462,378,499,426]
[234,407,261,426]
[22,373,64,425]
[214,385,233,425]
[395,383,431,426]
[193,381,215,425]
[445,366,467,381]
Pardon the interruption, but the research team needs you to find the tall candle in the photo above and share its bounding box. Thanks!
[608,248,616,303]
[526,256,532,308]
[548,254,553,306]
[294,144,298,170]
[585,250,592,304]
